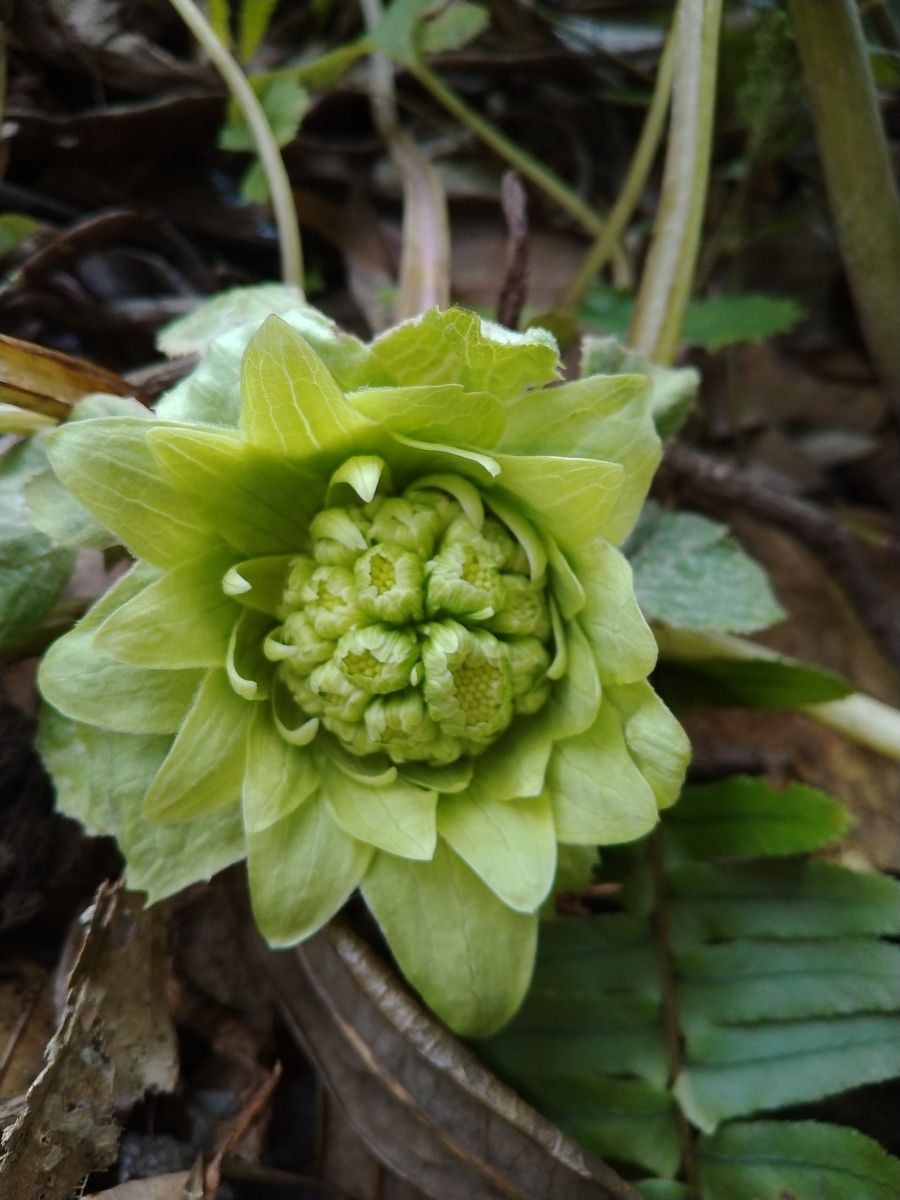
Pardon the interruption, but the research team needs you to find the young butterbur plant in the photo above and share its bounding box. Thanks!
[34,296,689,1037]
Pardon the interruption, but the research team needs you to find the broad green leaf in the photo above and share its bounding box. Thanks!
[543,534,585,619]
[26,468,114,550]
[147,426,322,555]
[606,681,690,810]
[653,626,853,707]
[581,285,803,352]
[243,706,319,833]
[492,453,625,549]
[697,1121,900,1200]
[240,316,374,458]
[347,383,506,448]
[324,765,437,860]
[471,721,554,801]
[681,292,804,351]
[37,710,244,905]
[157,284,303,357]
[38,565,202,734]
[370,306,559,399]
[540,618,601,742]
[678,939,900,1023]
[628,505,785,634]
[247,793,373,946]
[220,76,308,152]
[636,1182,689,1200]
[666,860,900,943]
[362,839,538,1037]
[0,211,38,256]
[548,702,660,845]
[44,417,213,567]
[93,548,239,668]
[368,0,433,65]
[437,788,556,912]
[421,3,489,54]
[0,532,75,655]
[580,336,699,439]
[499,373,659,544]
[667,777,850,860]
[571,540,658,685]
[396,756,473,793]
[143,669,251,821]
[675,1014,900,1131]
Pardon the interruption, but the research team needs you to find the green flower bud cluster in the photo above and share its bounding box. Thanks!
[261,479,553,764]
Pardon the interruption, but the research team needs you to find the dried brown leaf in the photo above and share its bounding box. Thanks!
[253,918,639,1200]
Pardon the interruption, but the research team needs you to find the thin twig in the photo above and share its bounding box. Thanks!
[166,0,303,289]
[648,830,699,1199]
[659,442,900,671]
[497,172,529,329]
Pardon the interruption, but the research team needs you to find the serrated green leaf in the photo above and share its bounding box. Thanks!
[37,709,244,905]
[369,0,435,65]
[157,284,304,357]
[582,285,804,352]
[681,292,804,351]
[498,373,659,544]
[697,1121,900,1200]
[628,505,785,634]
[437,788,556,912]
[668,776,851,860]
[421,3,489,54]
[324,765,437,860]
[362,839,538,1037]
[0,532,75,655]
[370,307,559,399]
[247,793,373,946]
[38,565,202,734]
[220,76,309,150]
[348,383,506,448]
[580,336,699,439]
[675,1014,900,1131]
[241,316,375,459]
[147,425,323,555]
[44,417,213,567]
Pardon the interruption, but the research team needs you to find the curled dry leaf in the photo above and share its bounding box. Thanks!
[0,882,179,1198]
[252,917,640,1200]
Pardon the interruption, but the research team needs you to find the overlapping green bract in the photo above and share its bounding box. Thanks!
[35,300,689,1036]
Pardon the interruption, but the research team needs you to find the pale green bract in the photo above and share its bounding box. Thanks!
[35,302,689,1037]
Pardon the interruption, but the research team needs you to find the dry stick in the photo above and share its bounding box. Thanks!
[497,172,529,330]
[628,0,723,366]
[788,0,900,423]
[659,442,900,673]
[360,0,450,320]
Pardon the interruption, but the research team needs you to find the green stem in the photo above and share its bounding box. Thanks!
[167,0,303,290]
[788,0,900,418]
[628,0,723,364]
[410,59,606,239]
[561,25,676,315]
[655,627,900,763]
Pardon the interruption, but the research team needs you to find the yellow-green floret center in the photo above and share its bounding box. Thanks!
[259,476,555,765]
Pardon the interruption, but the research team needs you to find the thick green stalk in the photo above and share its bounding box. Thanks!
[628,0,722,364]
[562,26,676,315]
[167,0,303,290]
[789,0,900,417]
